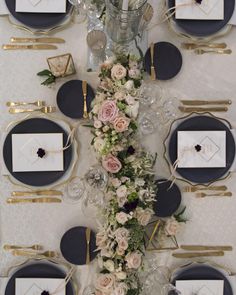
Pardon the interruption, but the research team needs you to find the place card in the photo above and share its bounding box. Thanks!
[15,278,65,295]
[12,133,64,172]
[175,0,224,20]
[176,280,224,295]
[15,0,66,13]
[177,131,226,168]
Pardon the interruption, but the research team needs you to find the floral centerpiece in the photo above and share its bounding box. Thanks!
[90,55,157,295]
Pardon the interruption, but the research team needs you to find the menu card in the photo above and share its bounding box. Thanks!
[175,0,224,20]
[15,0,66,13]
[16,278,65,295]
[177,131,226,168]
[176,280,224,295]
[12,133,64,172]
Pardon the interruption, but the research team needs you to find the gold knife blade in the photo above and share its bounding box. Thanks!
[82,80,88,119]
[85,227,91,264]
[150,42,156,80]
[180,245,233,251]
[12,249,58,258]
[179,106,228,113]
[7,197,62,204]
[2,44,57,50]
[10,37,65,44]
[172,251,224,258]
[12,190,63,197]
[181,100,232,106]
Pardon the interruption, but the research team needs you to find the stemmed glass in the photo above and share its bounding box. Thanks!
[139,83,163,106]
[84,0,105,29]
[68,0,87,23]
[64,176,85,204]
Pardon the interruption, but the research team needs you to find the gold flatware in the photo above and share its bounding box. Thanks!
[172,251,224,259]
[6,100,45,107]
[82,80,88,119]
[7,197,62,204]
[179,106,228,113]
[4,244,43,251]
[12,190,63,197]
[180,245,233,251]
[9,106,56,114]
[150,42,156,80]
[85,227,91,264]
[181,100,232,106]
[2,44,58,50]
[12,249,58,258]
[182,42,227,50]
[184,185,227,193]
[196,192,232,198]
[10,37,65,44]
[195,48,232,55]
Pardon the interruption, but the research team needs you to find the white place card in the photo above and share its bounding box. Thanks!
[177,131,226,168]
[176,280,224,295]
[15,0,66,13]
[175,0,224,20]
[12,133,64,172]
[16,278,65,295]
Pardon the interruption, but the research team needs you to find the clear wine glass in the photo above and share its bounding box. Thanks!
[162,97,181,122]
[68,0,87,23]
[138,109,165,135]
[139,83,163,106]
[84,0,105,29]
[64,176,85,203]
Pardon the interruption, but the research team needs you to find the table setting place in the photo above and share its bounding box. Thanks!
[1,0,236,295]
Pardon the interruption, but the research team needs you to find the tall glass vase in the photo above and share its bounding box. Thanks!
[105,0,147,44]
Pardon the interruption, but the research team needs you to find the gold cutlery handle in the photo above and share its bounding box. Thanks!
[182,42,227,50]
[181,100,232,106]
[6,101,45,107]
[10,37,65,44]
[3,44,29,50]
[150,42,156,80]
[10,37,37,43]
[4,244,42,251]
[172,251,224,258]
[179,106,228,113]
[12,190,63,197]
[195,49,232,55]
[7,197,62,204]
[9,108,38,114]
[12,249,57,258]
[206,192,232,197]
[180,245,233,251]
[83,95,88,119]
[3,44,57,50]
[185,185,228,192]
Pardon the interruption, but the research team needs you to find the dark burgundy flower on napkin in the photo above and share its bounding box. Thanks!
[195,144,202,152]
[195,0,202,4]
[41,291,50,295]
[37,148,46,158]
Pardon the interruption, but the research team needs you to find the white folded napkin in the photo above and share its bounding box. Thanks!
[0,1,9,15]
[176,280,224,295]
[15,0,66,13]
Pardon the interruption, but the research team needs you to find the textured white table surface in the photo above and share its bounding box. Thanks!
[1,0,236,293]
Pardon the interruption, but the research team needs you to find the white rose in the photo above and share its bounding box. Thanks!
[114,283,128,295]
[117,238,128,251]
[128,68,141,79]
[165,217,180,236]
[115,272,127,280]
[116,185,127,198]
[95,130,102,137]
[125,101,139,118]
[94,120,102,129]
[125,251,142,269]
[111,64,127,80]
[125,95,135,105]
[96,274,115,292]
[124,80,134,91]
[116,212,129,225]
[136,207,153,226]
[111,178,122,188]
[114,91,125,101]
[117,195,127,208]
[135,178,145,187]
[115,227,130,240]
[94,138,105,153]
[104,260,115,272]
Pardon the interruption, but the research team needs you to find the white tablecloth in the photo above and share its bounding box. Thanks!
[1,0,236,293]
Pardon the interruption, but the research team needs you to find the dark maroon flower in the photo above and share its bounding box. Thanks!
[37,148,46,158]
[195,144,202,152]
[124,199,139,212]
[127,146,135,155]
[41,291,50,295]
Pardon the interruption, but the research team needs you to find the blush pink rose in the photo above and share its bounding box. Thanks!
[102,155,122,174]
[96,274,115,292]
[113,116,130,133]
[125,251,142,269]
[111,64,127,80]
[98,101,118,123]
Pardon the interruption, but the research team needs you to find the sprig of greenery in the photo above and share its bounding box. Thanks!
[37,69,56,86]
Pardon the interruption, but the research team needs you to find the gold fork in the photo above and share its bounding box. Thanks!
[184,185,227,192]
[9,106,56,114]
[196,192,232,198]
[195,49,232,55]
[85,228,91,264]
[7,197,62,204]
[12,249,58,258]
[4,244,42,251]
[182,42,227,50]
[150,42,156,80]
[6,100,45,107]
[82,80,88,119]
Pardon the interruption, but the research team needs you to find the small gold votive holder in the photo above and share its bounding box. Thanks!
[86,30,107,57]
[47,53,76,78]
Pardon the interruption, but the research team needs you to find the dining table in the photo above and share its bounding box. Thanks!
[1,0,236,293]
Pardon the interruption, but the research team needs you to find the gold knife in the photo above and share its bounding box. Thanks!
[85,227,91,264]
[7,197,62,204]
[10,37,65,44]
[12,190,63,197]
[181,100,232,106]
[150,42,156,80]
[180,245,233,251]
[2,44,57,50]
[181,42,227,50]
[82,80,88,119]
[12,249,58,258]
[172,251,224,258]
[179,106,228,113]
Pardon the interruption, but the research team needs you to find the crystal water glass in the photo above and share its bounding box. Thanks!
[68,0,87,23]
[64,176,85,203]
[139,83,163,106]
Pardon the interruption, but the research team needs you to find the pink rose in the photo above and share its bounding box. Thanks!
[136,207,153,226]
[117,238,129,251]
[113,116,130,133]
[102,155,122,174]
[111,178,121,188]
[111,64,127,80]
[116,212,129,225]
[116,185,127,198]
[98,101,118,123]
[115,227,129,241]
[165,217,180,236]
[125,251,142,269]
[128,68,141,79]
[96,274,115,292]
[114,283,128,295]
